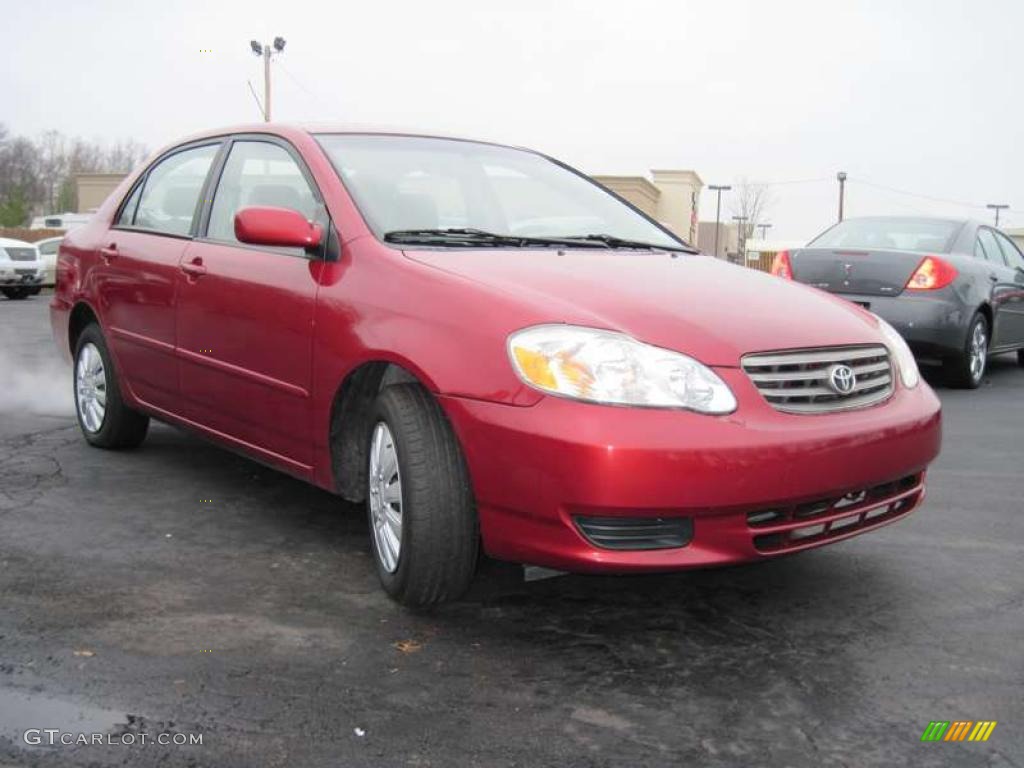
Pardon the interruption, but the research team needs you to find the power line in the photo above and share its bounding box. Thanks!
[848,177,1001,213]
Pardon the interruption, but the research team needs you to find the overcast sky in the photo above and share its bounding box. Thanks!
[4,0,1022,240]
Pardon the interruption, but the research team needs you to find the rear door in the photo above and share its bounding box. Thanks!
[175,136,326,474]
[99,142,221,412]
[992,230,1024,346]
[976,228,1018,348]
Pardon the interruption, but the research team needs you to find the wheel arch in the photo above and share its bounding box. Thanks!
[68,300,101,356]
[328,359,432,502]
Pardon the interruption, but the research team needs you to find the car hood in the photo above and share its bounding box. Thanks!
[405,249,887,367]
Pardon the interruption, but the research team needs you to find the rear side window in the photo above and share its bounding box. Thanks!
[133,145,219,236]
[206,140,318,244]
[994,232,1024,269]
[37,239,61,255]
[977,229,1006,265]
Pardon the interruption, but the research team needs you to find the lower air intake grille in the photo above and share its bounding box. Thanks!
[748,473,923,553]
[574,515,693,551]
[742,345,893,414]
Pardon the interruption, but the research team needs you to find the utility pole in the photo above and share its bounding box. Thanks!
[708,185,731,258]
[986,203,1009,228]
[250,37,287,122]
[757,222,773,239]
[732,215,749,263]
[837,171,847,222]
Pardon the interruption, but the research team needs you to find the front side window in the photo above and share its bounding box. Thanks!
[316,134,682,249]
[117,183,144,227]
[207,140,319,244]
[810,217,960,253]
[37,239,61,255]
[134,144,219,236]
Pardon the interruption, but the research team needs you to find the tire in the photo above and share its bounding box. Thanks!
[27,286,42,296]
[365,383,478,607]
[2,287,29,300]
[1018,349,1024,367]
[73,324,150,449]
[944,312,988,389]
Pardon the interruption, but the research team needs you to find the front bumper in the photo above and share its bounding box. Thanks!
[439,368,942,572]
[830,291,967,358]
[0,272,44,287]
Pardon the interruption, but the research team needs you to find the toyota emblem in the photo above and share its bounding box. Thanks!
[828,364,857,395]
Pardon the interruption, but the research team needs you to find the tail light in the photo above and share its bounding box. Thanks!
[770,250,793,279]
[905,256,957,291]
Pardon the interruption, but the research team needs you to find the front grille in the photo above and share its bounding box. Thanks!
[14,268,36,276]
[5,248,37,262]
[748,473,922,553]
[575,515,693,551]
[742,345,893,414]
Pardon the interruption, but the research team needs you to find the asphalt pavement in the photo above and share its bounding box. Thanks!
[0,295,1021,768]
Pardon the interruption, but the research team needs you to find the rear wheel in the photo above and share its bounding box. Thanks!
[944,312,988,389]
[73,324,150,449]
[365,383,478,607]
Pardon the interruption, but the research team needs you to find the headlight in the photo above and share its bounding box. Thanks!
[508,325,737,413]
[875,315,919,388]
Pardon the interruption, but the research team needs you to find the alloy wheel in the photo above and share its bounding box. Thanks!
[368,422,403,573]
[76,342,107,433]
[969,321,987,383]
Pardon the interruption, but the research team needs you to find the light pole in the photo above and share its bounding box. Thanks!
[837,171,847,222]
[757,222,773,239]
[986,203,1009,228]
[708,184,731,258]
[250,37,287,122]
[732,215,749,263]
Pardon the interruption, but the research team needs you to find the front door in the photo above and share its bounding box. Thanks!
[175,138,325,473]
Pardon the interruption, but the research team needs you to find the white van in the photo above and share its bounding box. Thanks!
[29,212,92,231]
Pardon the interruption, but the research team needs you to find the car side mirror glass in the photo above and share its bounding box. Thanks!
[234,206,323,250]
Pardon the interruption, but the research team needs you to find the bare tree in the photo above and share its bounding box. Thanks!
[729,178,775,255]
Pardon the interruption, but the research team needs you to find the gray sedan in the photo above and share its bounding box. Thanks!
[779,216,1024,388]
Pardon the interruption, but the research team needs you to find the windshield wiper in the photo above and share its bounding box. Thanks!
[383,228,606,248]
[557,234,697,253]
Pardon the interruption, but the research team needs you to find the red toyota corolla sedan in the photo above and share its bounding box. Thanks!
[51,125,942,606]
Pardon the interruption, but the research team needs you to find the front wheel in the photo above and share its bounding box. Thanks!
[365,383,478,607]
[1018,349,1024,367]
[73,324,150,449]
[944,313,988,389]
[2,287,29,300]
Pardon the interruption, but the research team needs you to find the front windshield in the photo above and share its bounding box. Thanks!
[316,134,683,249]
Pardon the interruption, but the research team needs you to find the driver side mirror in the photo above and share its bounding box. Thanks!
[234,206,322,250]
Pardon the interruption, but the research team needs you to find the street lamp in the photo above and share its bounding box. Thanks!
[250,36,287,122]
[757,222,773,239]
[837,171,848,222]
[986,203,1009,228]
[708,185,731,259]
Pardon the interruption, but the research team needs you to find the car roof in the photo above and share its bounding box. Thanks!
[166,123,521,153]
[0,237,34,248]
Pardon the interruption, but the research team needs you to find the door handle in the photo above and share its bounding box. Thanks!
[99,244,118,263]
[988,274,999,282]
[180,258,207,277]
